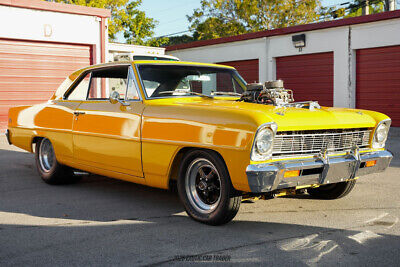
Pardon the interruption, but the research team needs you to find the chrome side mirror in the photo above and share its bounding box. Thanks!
[109,91,130,106]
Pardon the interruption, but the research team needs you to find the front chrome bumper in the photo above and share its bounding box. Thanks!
[246,150,393,193]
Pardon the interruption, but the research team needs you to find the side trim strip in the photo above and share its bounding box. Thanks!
[141,137,246,151]
[10,126,140,141]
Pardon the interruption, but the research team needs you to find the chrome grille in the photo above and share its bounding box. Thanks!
[273,128,372,156]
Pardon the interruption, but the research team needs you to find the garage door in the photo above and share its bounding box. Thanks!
[0,39,92,130]
[276,52,334,106]
[356,45,400,127]
[217,59,259,83]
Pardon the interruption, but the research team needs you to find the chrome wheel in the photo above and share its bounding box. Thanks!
[38,139,55,172]
[185,158,222,214]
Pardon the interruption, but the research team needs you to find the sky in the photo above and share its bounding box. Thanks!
[134,0,395,40]
[137,0,353,39]
[139,0,201,38]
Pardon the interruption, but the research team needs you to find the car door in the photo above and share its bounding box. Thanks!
[35,72,93,165]
[71,65,144,178]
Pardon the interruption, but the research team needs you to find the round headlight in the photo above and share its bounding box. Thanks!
[255,128,274,154]
[375,123,389,143]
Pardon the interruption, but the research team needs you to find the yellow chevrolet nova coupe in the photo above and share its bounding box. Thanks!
[6,61,393,225]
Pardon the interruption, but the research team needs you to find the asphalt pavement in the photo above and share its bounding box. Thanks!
[0,129,399,266]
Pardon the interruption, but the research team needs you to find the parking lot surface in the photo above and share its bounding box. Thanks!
[0,130,399,266]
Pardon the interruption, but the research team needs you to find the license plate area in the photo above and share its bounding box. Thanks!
[323,156,357,183]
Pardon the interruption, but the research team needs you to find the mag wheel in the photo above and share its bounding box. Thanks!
[178,150,241,225]
[185,158,222,213]
[35,138,80,185]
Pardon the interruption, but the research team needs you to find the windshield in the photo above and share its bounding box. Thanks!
[137,64,246,98]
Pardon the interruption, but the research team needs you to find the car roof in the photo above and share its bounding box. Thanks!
[132,60,235,69]
[132,54,180,60]
[67,60,235,81]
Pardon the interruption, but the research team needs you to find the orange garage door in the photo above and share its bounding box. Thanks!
[0,39,92,130]
[276,52,334,107]
[217,59,259,83]
[356,45,400,127]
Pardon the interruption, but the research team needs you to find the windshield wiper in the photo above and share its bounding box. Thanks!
[211,91,242,96]
[157,90,214,99]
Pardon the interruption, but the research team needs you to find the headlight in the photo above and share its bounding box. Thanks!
[251,123,277,161]
[372,119,391,148]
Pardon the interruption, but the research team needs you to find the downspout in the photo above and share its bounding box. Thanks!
[347,26,354,108]
[100,17,107,97]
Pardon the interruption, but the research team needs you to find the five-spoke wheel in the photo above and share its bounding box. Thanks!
[178,150,242,225]
[185,158,222,214]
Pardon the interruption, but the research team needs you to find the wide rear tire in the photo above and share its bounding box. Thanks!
[177,150,241,225]
[307,180,356,199]
[35,138,81,185]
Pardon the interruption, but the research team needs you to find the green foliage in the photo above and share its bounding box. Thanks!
[145,36,170,47]
[49,0,159,45]
[188,0,323,41]
[324,0,385,19]
[161,35,195,46]
[346,0,385,17]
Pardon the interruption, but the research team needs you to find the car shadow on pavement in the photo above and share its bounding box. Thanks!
[1,148,400,266]
[1,211,400,266]
[0,148,185,222]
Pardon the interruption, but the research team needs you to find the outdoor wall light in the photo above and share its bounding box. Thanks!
[292,34,306,51]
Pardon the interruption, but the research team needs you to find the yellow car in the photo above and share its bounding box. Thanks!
[6,61,393,225]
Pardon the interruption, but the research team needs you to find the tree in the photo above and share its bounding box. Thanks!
[326,0,385,19]
[188,0,323,41]
[49,0,161,45]
[347,0,385,16]
[161,35,195,46]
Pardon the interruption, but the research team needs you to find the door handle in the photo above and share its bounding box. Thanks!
[73,111,86,116]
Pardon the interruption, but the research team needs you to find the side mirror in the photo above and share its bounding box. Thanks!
[109,91,130,106]
[109,90,120,104]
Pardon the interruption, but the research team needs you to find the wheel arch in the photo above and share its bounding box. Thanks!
[31,136,45,152]
[167,146,232,190]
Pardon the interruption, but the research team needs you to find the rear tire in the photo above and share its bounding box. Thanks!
[177,150,241,225]
[35,138,81,185]
[307,180,356,199]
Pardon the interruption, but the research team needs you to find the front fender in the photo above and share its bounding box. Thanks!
[140,102,266,191]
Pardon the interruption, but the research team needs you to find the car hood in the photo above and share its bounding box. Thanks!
[166,98,386,131]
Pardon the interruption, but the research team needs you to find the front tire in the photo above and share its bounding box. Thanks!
[35,138,80,185]
[177,150,241,225]
[307,180,356,199]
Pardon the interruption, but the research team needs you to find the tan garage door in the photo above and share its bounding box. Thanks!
[0,39,92,130]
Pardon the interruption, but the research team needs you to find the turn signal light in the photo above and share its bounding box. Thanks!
[284,170,300,178]
[365,160,377,167]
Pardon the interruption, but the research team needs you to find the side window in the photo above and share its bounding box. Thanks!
[126,67,140,100]
[87,65,130,100]
[67,72,91,100]
[88,77,127,100]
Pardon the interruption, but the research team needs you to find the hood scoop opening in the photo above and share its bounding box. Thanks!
[238,80,321,110]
